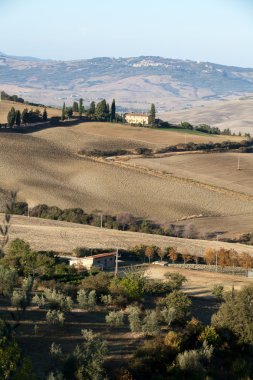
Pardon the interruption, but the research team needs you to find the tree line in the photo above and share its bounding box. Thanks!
[5,106,48,127]
[61,98,118,122]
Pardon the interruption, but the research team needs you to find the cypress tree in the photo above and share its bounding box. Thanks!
[21,108,29,124]
[95,99,107,119]
[7,107,16,126]
[61,102,66,121]
[79,98,84,118]
[150,103,156,119]
[15,110,21,126]
[73,101,79,113]
[42,108,48,121]
[89,101,95,115]
[111,99,116,121]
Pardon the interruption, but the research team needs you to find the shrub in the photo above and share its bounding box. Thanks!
[106,310,124,328]
[0,266,17,296]
[158,290,192,325]
[198,326,221,347]
[44,289,73,312]
[142,310,159,335]
[128,306,142,333]
[211,284,224,300]
[46,310,65,326]
[212,285,253,344]
[177,349,203,372]
[100,294,113,307]
[77,289,96,310]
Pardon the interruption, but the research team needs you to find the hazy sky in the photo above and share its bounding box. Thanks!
[0,0,253,67]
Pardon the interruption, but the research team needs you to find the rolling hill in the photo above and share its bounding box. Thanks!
[0,122,253,235]
[1,52,253,113]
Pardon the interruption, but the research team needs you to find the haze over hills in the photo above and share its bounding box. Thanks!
[1,52,253,114]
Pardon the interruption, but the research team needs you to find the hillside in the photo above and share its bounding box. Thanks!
[0,123,252,232]
[1,53,253,112]
[0,99,61,123]
[161,97,253,134]
[5,214,253,257]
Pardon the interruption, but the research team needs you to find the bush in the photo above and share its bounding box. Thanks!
[106,310,124,328]
[212,285,253,344]
[44,289,73,312]
[0,266,17,296]
[142,310,159,335]
[177,349,203,372]
[158,290,192,325]
[46,310,65,326]
[128,306,142,333]
[77,289,96,310]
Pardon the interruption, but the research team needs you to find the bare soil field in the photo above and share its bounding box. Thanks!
[146,266,253,296]
[0,100,61,123]
[0,123,252,224]
[128,152,253,196]
[32,121,242,153]
[4,215,253,257]
[0,131,253,222]
[160,97,253,134]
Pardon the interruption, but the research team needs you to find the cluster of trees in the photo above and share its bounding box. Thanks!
[204,247,253,270]
[5,107,48,127]
[157,138,253,154]
[61,98,118,122]
[125,244,253,270]
[8,202,201,238]
[180,121,231,135]
[0,90,24,103]
[0,221,253,379]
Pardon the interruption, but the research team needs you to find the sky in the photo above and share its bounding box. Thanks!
[0,0,253,67]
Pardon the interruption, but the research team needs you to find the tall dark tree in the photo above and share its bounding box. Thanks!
[42,108,48,121]
[111,99,116,121]
[72,101,79,113]
[89,101,96,115]
[21,108,29,124]
[7,107,16,126]
[15,110,21,126]
[66,107,73,118]
[150,103,156,119]
[95,99,108,119]
[61,102,66,121]
[79,98,84,118]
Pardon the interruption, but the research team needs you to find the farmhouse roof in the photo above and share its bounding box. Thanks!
[124,112,151,117]
[90,252,116,259]
[68,252,116,260]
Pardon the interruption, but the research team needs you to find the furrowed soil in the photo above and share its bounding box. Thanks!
[4,215,253,257]
[0,123,252,224]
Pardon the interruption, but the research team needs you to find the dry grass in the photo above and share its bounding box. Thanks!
[32,121,242,153]
[0,123,253,224]
[146,266,253,296]
[160,97,253,134]
[128,152,253,196]
[5,214,253,257]
[0,100,61,123]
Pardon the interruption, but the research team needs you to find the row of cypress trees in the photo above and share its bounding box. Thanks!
[6,107,48,126]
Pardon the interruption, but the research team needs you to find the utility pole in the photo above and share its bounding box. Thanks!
[100,213,103,229]
[215,234,219,272]
[237,156,240,170]
[114,248,119,277]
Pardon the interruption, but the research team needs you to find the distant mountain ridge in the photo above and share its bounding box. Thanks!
[0,52,253,111]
